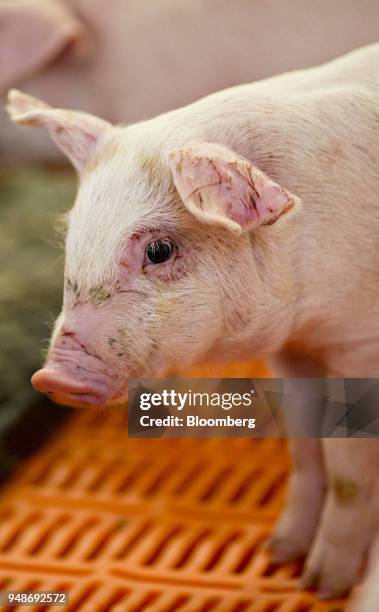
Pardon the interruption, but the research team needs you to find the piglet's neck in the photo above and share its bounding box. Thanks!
[242,207,335,359]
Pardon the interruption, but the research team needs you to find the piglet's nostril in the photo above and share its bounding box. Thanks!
[61,326,76,337]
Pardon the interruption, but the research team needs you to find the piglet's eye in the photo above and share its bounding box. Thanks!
[145,238,174,264]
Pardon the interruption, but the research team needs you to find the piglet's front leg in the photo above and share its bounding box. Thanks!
[267,377,327,562]
[267,362,327,564]
[301,438,379,599]
[268,438,326,563]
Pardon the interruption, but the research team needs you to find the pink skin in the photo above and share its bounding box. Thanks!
[32,326,122,407]
[120,231,182,278]
[170,145,295,232]
[31,230,186,407]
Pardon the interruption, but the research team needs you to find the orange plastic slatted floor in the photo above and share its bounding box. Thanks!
[0,360,347,612]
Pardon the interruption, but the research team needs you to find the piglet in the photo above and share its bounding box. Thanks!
[6,43,379,600]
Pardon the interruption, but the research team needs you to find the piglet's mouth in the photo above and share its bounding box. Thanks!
[31,364,121,409]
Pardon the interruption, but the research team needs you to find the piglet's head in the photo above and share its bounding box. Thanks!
[7,90,300,408]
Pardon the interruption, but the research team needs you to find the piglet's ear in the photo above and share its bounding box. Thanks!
[6,89,111,172]
[169,143,300,234]
[0,0,86,91]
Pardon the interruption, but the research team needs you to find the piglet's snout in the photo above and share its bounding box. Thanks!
[31,368,107,406]
[32,328,120,407]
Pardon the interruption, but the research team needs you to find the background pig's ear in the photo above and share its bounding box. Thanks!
[0,0,86,91]
[169,143,300,234]
[6,90,111,172]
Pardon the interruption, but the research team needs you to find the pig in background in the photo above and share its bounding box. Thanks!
[1,0,379,164]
